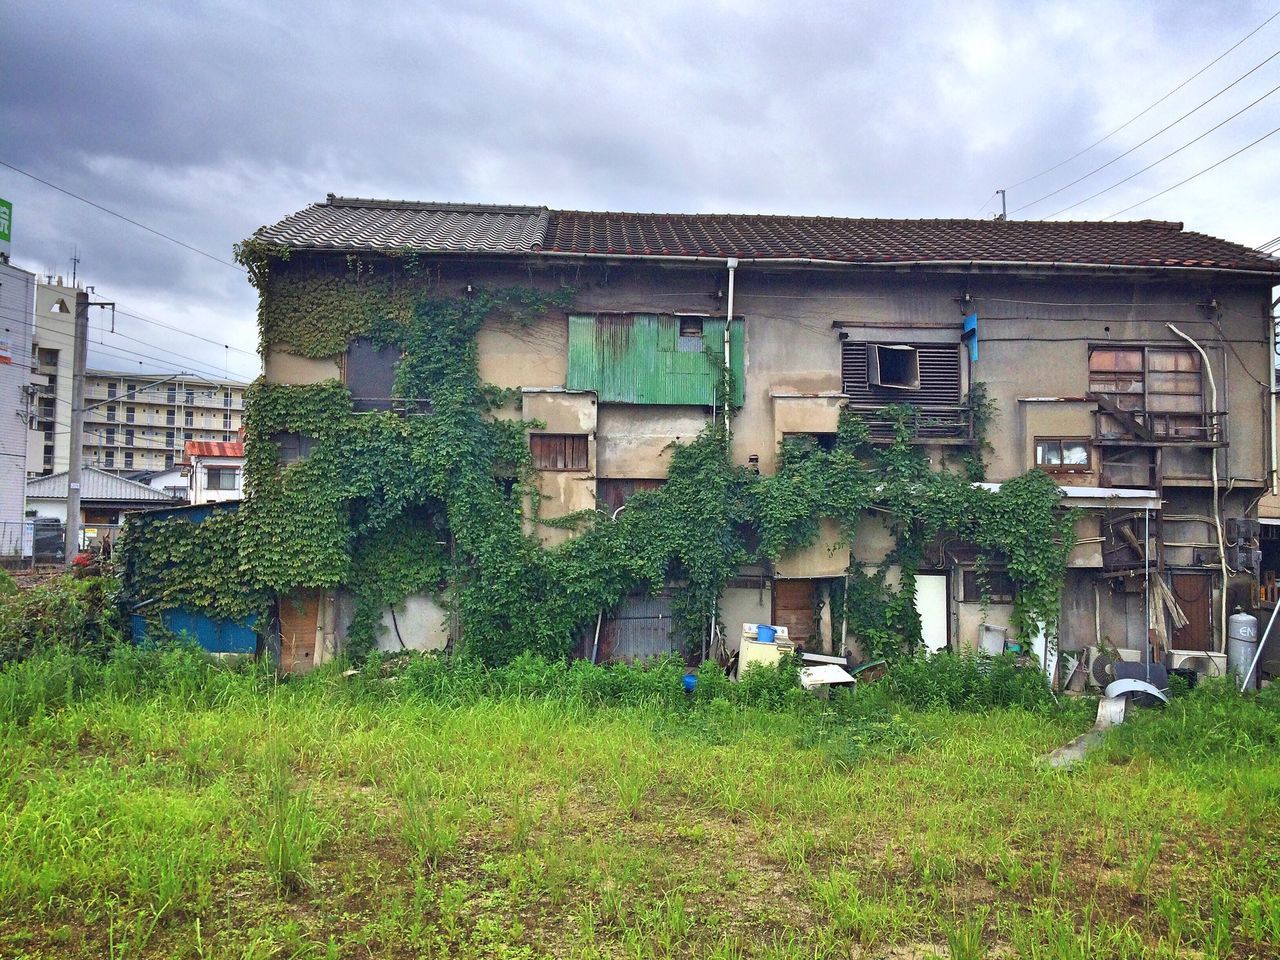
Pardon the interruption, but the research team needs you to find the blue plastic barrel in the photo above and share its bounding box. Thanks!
[757,624,777,644]
[683,673,698,693]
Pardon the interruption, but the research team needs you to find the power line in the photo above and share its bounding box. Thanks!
[1105,123,1280,218]
[0,159,246,272]
[1043,78,1280,218]
[113,306,259,358]
[1014,47,1280,213]
[1006,8,1280,191]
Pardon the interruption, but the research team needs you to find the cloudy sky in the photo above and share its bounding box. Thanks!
[2,0,1278,382]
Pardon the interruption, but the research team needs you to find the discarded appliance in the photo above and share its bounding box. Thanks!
[736,625,794,678]
[799,663,856,690]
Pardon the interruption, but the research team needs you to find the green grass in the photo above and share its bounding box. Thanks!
[1,648,1279,958]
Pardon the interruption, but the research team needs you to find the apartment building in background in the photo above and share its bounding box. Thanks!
[24,276,248,475]
[80,371,247,473]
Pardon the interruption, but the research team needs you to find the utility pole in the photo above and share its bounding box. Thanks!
[996,189,1007,221]
[64,287,89,564]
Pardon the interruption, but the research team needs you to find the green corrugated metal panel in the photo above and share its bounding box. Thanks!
[567,314,744,406]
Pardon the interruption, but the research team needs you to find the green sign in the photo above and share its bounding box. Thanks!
[0,197,10,255]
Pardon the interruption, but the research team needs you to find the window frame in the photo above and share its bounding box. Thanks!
[530,433,590,472]
[1088,344,1205,436]
[205,466,240,491]
[961,568,1016,604]
[867,343,921,390]
[1034,437,1093,474]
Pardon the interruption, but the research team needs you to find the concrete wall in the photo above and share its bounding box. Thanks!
[376,592,450,653]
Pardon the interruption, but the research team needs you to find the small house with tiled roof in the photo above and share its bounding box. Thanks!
[240,196,1279,676]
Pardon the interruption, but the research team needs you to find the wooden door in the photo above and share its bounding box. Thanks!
[772,579,817,648]
[278,589,320,673]
[1171,573,1211,651]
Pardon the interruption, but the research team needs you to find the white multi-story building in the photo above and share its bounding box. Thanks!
[0,257,35,552]
[80,371,247,473]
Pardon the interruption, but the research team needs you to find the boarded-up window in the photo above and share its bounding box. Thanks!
[597,478,665,513]
[345,337,399,412]
[530,434,589,471]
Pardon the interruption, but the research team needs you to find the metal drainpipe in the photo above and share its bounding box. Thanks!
[1167,322,1228,653]
[1270,296,1278,496]
[724,258,738,432]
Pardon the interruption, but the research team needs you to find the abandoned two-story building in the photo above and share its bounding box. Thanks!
[248,197,1278,677]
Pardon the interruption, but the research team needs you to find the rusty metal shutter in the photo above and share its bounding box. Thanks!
[601,592,676,662]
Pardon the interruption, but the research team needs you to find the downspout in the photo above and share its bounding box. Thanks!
[724,258,738,432]
[1167,323,1228,653]
[710,258,738,663]
[1270,295,1278,496]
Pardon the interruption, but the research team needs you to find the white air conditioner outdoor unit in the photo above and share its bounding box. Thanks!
[1167,649,1228,679]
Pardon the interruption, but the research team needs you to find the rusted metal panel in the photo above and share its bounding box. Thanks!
[602,592,676,662]
[567,314,744,406]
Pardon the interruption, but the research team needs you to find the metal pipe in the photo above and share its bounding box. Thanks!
[1167,323,1228,653]
[724,258,737,432]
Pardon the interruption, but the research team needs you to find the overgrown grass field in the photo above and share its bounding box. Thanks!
[2,647,1280,958]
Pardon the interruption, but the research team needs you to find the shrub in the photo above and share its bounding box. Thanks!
[887,651,1054,712]
[0,574,125,668]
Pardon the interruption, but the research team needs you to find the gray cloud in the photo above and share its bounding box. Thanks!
[1,0,1277,378]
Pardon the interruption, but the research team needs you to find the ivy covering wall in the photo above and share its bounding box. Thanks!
[119,250,1075,666]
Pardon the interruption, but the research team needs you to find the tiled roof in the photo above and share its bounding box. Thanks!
[185,441,243,458]
[543,212,1280,274]
[27,467,183,503]
[252,195,549,253]
[252,198,1280,276]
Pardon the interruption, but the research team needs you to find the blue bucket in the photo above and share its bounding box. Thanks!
[757,624,777,644]
[682,673,698,693]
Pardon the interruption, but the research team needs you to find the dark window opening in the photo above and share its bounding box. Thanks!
[678,317,704,338]
[105,405,116,422]
[124,451,134,469]
[782,432,838,453]
[126,406,136,424]
[530,433,589,471]
[184,410,193,427]
[597,477,665,513]
[961,568,1015,603]
[273,431,315,466]
[867,344,920,390]
[345,337,400,413]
